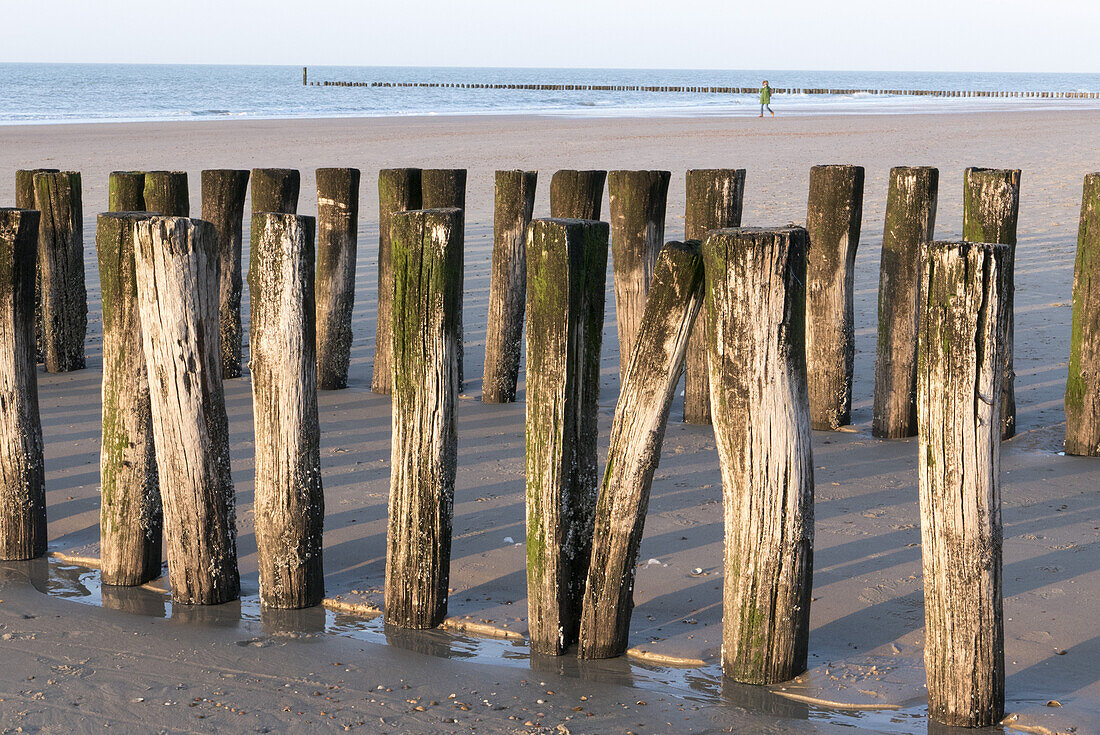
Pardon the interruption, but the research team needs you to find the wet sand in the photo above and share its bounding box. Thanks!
[0,110,1098,733]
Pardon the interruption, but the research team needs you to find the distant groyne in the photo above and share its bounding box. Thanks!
[305,79,1100,99]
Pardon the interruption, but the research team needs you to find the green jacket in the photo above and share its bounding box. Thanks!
[760,86,772,104]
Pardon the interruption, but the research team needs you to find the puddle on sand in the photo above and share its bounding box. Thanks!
[13,557,936,733]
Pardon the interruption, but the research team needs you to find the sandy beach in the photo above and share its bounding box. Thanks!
[0,109,1098,733]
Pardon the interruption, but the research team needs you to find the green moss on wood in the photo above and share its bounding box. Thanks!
[142,171,189,217]
[108,171,146,212]
[524,217,609,654]
[251,168,300,214]
[34,171,87,372]
[372,169,422,395]
[549,171,606,220]
[15,169,59,210]
[386,206,461,627]
[1065,173,1100,453]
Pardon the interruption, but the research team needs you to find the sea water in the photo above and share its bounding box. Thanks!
[2,63,1100,124]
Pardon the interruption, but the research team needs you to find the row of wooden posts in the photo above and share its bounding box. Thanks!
[3,164,1100,728]
[306,76,1100,101]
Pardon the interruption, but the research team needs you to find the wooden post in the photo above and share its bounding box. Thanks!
[16,169,59,210]
[133,217,240,605]
[201,169,251,379]
[1066,173,1100,455]
[385,208,462,629]
[315,167,361,390]
[549,170,606,220]
[963,168,1021,440]
[16,169,59,366]
[421,169,467,387]
[483,170,537,403]
[872,167,939,439]
[608,170,670,382]
[33,171,87,372]
[0,209,46,561]
[704,226,814,684]
[142,171,190,216]
[372,168,422,394]
[96,213,162,586]
[579,240,704,659]
[108,171,146,212]
[917,240,1008,727]
[251,168,300,214]
[805,164,864,430]
[421,169,467,211]
[303,67,308,85]
[249,213,325,608]
[683,169,745,425]
[524,217,609,655]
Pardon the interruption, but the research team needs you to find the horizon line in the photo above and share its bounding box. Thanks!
[1,60,1097,76]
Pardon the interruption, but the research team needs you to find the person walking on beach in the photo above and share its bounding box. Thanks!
[759,80,774,117]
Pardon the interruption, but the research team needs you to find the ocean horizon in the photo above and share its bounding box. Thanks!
[4,62,1100,125]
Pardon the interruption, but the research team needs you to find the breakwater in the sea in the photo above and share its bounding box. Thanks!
[311,78,1100,99]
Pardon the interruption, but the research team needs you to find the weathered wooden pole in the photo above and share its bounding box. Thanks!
[16,169,59,210]
[372,168,422,394]
[249,213,325,608]
[805,164,864,430]
[0,209,46,561]
[133,217,240,605]
[96,212,162,586]
[608,170,670,382]
[16,168,60,366]
[682,169,745,425]
[525,217,609,655]
[142,171,189,216]
[201,169,251,379]
[579,240,704,659]
[1066,173,1100,455]
[483,170,537,403]
[705,226,814,684]
[872,166,939,439]
[549,170,606,220]
[917,240,1008,727]
[385,208,462,629]
[108,171,146,212]
[963,168,1021,440]
[251,168,300,214]
[421,169,467,387]
[315,167,360,390]
[421,169,467,212]
[33,171,87,372]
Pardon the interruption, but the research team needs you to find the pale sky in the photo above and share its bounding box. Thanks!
[4,0,1098,73]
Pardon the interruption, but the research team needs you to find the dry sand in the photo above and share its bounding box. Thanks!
[0,110,1097,734]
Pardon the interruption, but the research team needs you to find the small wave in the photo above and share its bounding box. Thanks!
[189,109,232,116]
